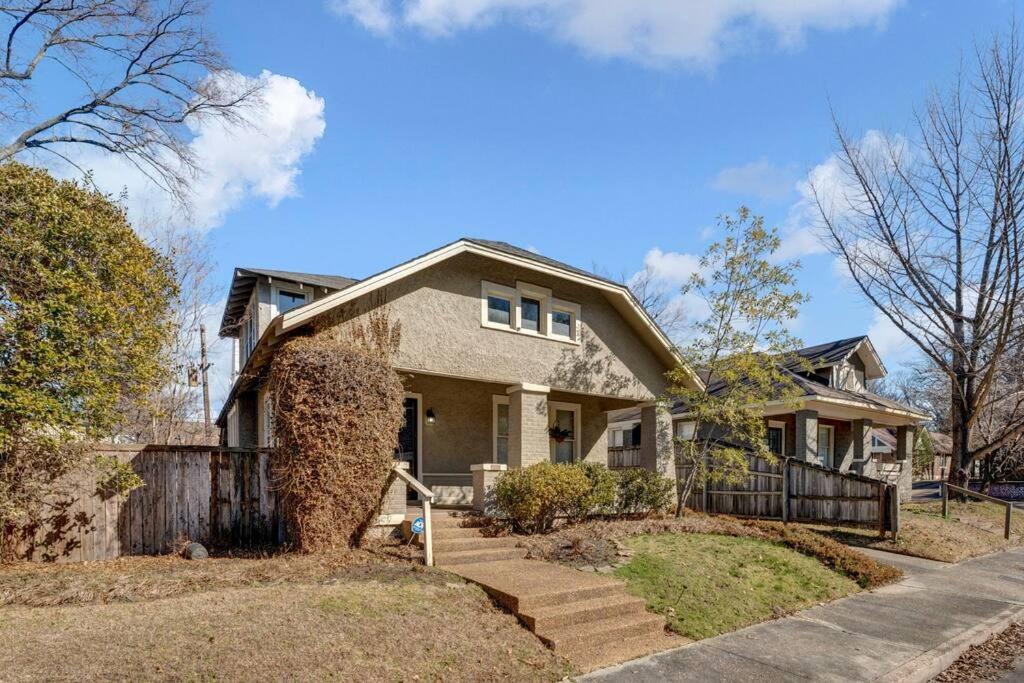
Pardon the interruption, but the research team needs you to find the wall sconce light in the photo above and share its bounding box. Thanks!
[425,408,436,425]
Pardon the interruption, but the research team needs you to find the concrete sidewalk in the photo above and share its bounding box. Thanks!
[582,547,1024,682]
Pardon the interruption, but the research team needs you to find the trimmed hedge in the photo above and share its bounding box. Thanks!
[494,463,675,533]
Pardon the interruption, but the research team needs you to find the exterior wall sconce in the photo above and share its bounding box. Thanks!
[425,408,436,425]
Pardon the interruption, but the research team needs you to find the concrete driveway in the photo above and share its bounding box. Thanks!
[581,547,1024,682]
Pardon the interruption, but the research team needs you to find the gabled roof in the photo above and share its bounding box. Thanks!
[783,335,886,380]
[275,237,697,383]
[219,267,357,336]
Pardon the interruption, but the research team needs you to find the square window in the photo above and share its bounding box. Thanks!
[552,310,572,338]
[487,296,511,325]
[277,290,307,315]
[521,297,541,332]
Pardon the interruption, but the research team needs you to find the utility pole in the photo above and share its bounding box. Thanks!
[200,324,212,441]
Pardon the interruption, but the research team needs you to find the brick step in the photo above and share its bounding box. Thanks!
[431,526,486,540]
[514,583,625,613]
[518,592,647,632]
[433,536,520,553]
[535,612,665,651]
[435,547,527,566]
[569,632,685,673]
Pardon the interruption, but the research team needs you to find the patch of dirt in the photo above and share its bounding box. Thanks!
[934,622,1024,681]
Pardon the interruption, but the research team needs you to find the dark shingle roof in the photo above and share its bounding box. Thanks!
[783,336,869,370]
[463,238,621,288]
[219,267,357,336]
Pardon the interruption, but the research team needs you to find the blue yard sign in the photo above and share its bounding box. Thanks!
[411,517,425,535]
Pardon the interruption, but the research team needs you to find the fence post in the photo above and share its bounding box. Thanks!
[781,458,789,523]
[890,485,900,542]
[701,451,709,513]
[877,482,886,538]
[942,482,949,519]
[1005,503,1012,541]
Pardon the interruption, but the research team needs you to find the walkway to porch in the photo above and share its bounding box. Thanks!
[426,509,683,672]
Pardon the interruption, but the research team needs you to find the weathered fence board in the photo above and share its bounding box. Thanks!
[7,445,283,563]
[676,452,897,533]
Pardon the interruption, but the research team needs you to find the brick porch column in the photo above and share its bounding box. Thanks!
[640,401,676,483]
[896,425,916,461]
[507,383,550,469]
[471,463,506,514]
[851,418,874,475]
[794,409,819,464]
[834,421,855,471]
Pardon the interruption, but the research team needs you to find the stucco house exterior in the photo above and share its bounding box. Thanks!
[215,238,695,506]
[609,336,928,495]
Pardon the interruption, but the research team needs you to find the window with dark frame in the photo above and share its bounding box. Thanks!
[277,289,307,315]
[552,309,572,338]
[767,426,784,456]
[521,297,541,332]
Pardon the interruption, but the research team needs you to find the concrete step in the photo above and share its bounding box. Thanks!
[436,547,527,566]
[514,583,626,613]
[569,632,685,673]
[433,536,520,553]
[428,515,471,529]
[518,592,647,632]
[536,611,665,650]
[431,526,486,540]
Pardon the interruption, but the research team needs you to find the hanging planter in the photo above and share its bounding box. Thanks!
[548,424,572,443]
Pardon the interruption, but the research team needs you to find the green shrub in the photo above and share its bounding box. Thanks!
[493,463,591,534]
[566,463,618,523]
[616,468,674,517]
[93,455,145,499]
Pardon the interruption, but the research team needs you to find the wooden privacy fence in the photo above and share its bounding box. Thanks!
[7,445,284,563]
[677,452,899,537]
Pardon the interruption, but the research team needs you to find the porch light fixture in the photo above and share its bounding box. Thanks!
[425,408,436,425]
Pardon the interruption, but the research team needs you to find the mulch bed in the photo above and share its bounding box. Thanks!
[935,622,1024,681]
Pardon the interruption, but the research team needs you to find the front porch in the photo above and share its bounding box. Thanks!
[396,372,664,505]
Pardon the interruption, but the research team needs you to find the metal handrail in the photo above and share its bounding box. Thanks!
[942,482,1014,540]
[391,464,435,566]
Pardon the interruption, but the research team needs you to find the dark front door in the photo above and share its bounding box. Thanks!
[395,396,419,499]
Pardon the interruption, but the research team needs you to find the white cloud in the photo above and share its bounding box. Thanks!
[52,70,326,232]
[867,309,917,367]
[640,247,701,286]
[711,159,797,201]
[330,0,901,68]
[328,0,394,35]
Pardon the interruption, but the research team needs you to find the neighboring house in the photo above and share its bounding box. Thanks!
[922,431,954,481]
[609,336,928,486]
[215,238,695,506]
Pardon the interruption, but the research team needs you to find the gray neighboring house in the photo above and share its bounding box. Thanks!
[609,336,928,491]
[215,238,699,507]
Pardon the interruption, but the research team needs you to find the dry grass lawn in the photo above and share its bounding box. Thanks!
[0,549,573,681]
[811,500,1024,563]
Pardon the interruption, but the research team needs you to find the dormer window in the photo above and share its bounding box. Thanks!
[487,294,512,326]
[277,289,307,315]
[520,297,541,332]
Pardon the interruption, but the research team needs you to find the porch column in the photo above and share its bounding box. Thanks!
[640,401,676,483]
[834,421,855,471]
[851,418,874,475]
[507,383,550,469]
[896,425,916,461]
[794,409,819,464]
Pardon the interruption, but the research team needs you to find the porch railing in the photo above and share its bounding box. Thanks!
[390,464,436,566]
[608,446,642,469]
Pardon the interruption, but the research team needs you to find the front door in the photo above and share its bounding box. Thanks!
[395,396,419,499]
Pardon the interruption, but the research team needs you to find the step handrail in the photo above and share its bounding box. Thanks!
[943,482,1014,540]
[392,464,435,566]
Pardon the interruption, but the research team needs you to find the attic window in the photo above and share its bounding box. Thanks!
[481,280,579,344]
[487,295,512,326]
[274,286,309,316]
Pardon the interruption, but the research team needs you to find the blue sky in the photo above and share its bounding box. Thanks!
[38,1,1022,408]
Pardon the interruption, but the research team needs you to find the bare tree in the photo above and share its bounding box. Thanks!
[626,262,688,343]
[817,30,1024,486]
[0,0,257,199]
[111,220,218,444]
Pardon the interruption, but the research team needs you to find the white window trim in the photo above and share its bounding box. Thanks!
[548,400,581,463]
[480,280,580,345]
[817,424,834,468]
[768,419,786,457]
[271,283,310,318]
[492,395,510,464]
